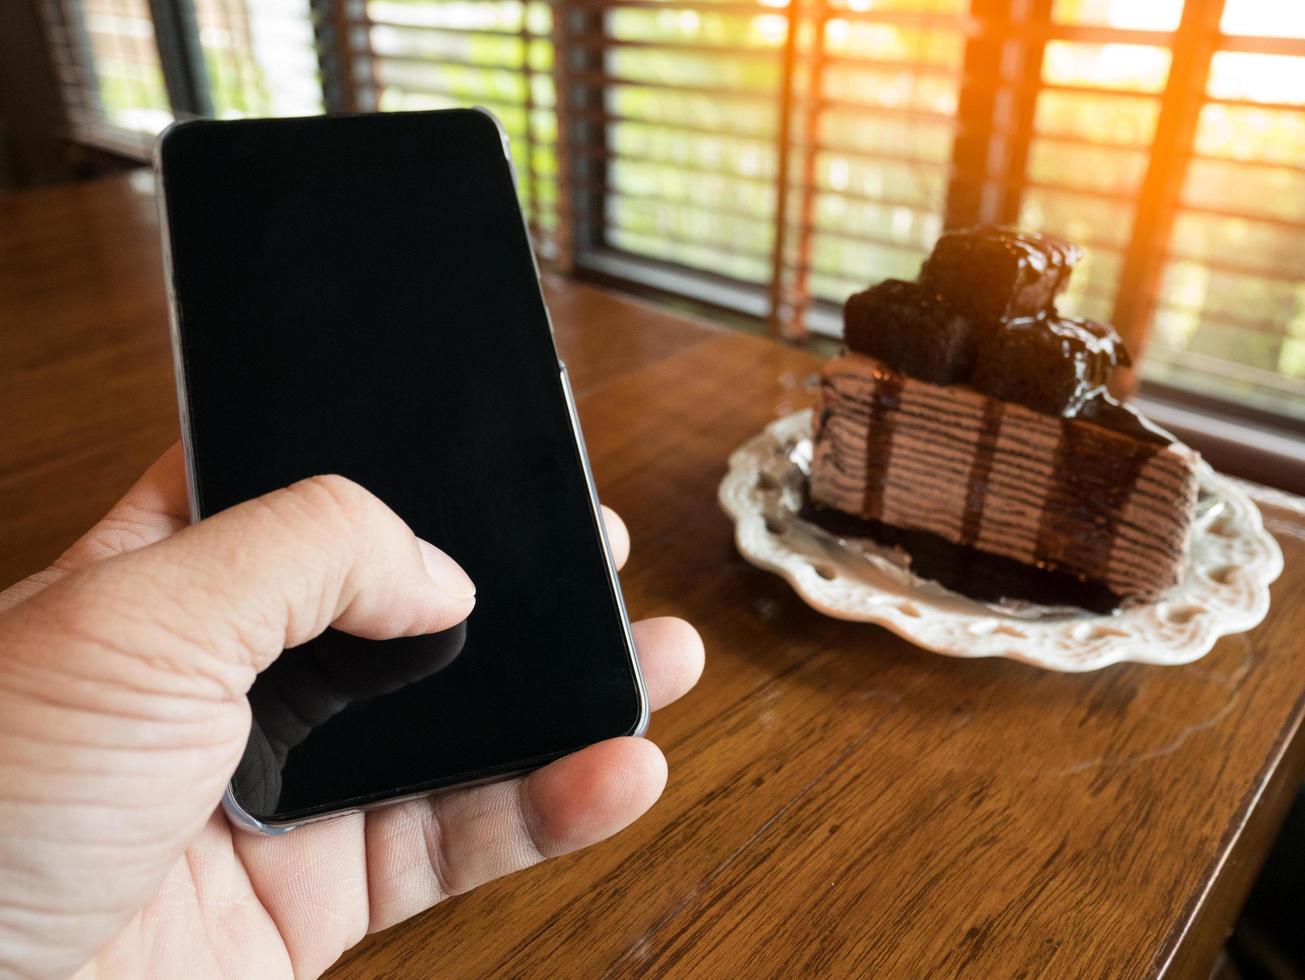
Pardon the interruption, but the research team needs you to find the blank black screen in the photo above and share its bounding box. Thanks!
[160,110,643,824]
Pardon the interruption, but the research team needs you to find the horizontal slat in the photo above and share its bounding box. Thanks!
[1164,250,1305,283]
[1218,34,1305,57]
[606,198,773,235]
[800,186,943,215]
[576,37,782,61]
[579,185,944,245]
[790,225,930,256]
[591,96,956,134]
[606,221,774,263]
[1035,82,1163,101]
[1203,95,1305,113]
[792,139,949,169]
[581,109,774,144]
[569,0,789,14]
[583,133,947,175]
[584,187,774,225]
[796,7,974,31]
[66,118,155,161]
[1026,130,1156,153]
[1175,201,1305,231]
[1147,345,1305,398]
[576,34,963,76]
[1022,177,1140,203]
[376,51,530,73]
[804,97,960,127]
[370,80,548,116]
[1190,152,1305,176]
[368,21,532,40]
[1155,300,1294,338]
[566,152,941,215]
[562,69,779,103]
[820,53,960,79]
[570,143,774,179]
[1038,24,1174,46]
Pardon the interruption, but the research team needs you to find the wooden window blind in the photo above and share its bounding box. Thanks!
[39,0,174,155]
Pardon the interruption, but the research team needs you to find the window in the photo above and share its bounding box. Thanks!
[194,0,321,119]
[36,0,1305,430]
[1146,2,1305,423]
[41,0,173,153]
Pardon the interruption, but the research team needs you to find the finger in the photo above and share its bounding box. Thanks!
[0,444,189,613]
[632,617,704,711]
[7,474,475,701]
[360,737,667,936]
[233,609,698,973]
[601,505,629,570]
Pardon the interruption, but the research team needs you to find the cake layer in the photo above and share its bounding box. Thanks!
[809,353,1200,603]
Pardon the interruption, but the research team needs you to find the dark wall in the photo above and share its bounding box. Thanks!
[0,0,72,189]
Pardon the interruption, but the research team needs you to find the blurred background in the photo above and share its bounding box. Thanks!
[1,0,1303,464]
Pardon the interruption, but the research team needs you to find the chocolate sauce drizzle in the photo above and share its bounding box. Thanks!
[1033,415,1163,574]
[861,370,903,521]
[960,398,1004,548]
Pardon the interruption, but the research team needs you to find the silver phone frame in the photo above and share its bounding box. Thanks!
[154,106,649,835]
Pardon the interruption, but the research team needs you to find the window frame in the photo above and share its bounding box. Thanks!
[33,0,1305,482]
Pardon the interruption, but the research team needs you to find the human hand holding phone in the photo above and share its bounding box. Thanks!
[0,445,704,979]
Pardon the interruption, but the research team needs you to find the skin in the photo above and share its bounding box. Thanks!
[0,445,705,980]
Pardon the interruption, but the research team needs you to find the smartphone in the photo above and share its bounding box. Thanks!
[156,109,648,834]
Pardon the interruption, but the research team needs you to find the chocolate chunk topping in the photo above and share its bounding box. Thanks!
[971,314,1127,416]
[920,227,1081,323]
[841,226,1148,431]
[844,280,976,384]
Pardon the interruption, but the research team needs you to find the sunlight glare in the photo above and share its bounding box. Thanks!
[1222,0,1305,39]
[753,13,788,44]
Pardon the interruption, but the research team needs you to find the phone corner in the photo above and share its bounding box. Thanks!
[221,787,298,836]
[152,117,208,173]
[466,106,513,155]
[629,697,652,739]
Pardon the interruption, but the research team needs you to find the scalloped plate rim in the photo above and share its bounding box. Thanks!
[719,409,1284,673]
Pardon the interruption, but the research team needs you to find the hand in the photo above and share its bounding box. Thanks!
[0,446,704,979]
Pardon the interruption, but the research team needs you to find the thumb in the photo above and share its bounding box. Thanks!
[5,473,475,703]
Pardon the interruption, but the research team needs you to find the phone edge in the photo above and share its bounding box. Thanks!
[469,103,649,736]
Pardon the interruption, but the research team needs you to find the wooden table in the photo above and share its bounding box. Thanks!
[5,173,1305,979]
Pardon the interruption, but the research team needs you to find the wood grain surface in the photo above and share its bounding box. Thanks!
[5,174,1305,978]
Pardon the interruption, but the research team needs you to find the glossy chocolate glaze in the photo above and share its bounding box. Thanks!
[1034,417,1162,576]
[1078,391,1174,446]
[799,497,1122,614]
[920,227,1082,323]
[970,314,1128,417]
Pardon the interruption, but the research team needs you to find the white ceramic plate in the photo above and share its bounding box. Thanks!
[718,410,1284,672]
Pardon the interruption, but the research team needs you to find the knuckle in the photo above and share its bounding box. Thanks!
[293,473,371,514]
[274,474,380,539]
[70,514,157,563]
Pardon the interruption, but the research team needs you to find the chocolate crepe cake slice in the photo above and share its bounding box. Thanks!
[806,227,1200,611]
